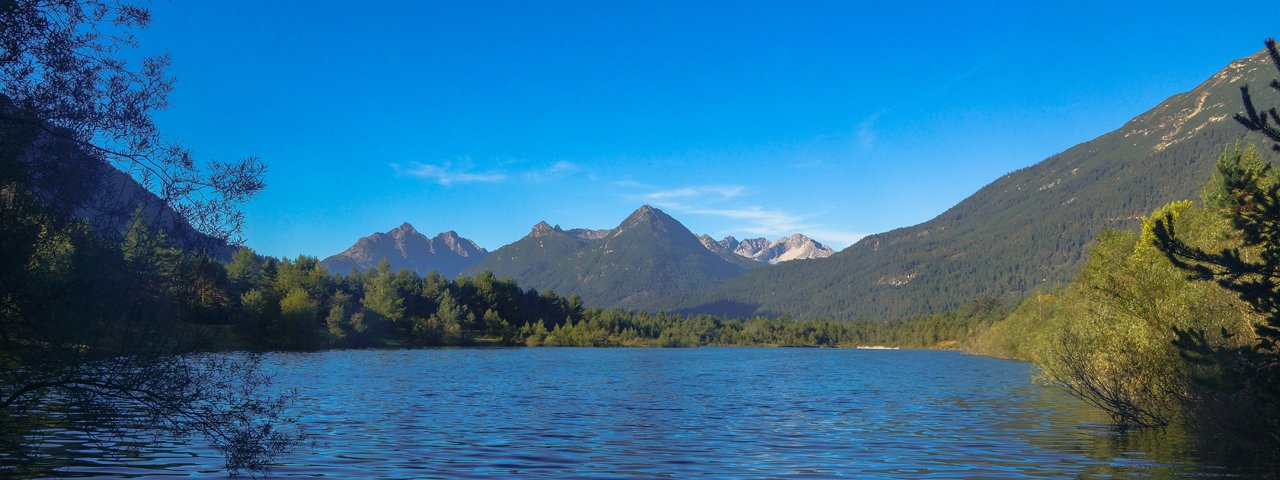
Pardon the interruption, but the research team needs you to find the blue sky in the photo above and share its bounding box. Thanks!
[136,1,1277,258]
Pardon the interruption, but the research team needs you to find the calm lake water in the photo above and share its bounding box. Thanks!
[30,348,1230,478]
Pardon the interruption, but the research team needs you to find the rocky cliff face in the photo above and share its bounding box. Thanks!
[321,223,487,278]
[712,234,835,264]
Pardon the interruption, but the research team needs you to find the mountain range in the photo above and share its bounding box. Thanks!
[28,47,1280,323]
[322,47,1278,319]
[320,223,488,278]
[459,205,751,308]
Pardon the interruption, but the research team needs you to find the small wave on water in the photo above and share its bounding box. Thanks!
[11,348,1234,478]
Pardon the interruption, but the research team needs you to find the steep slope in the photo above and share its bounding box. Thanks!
[321,223,487,278]
[465,206,751,307]
[2,95,234,258]
[677,47,1280,320]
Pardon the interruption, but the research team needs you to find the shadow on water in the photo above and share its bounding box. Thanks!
[1,349,1247,478]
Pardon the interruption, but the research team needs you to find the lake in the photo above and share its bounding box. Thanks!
[30,348,1227,478]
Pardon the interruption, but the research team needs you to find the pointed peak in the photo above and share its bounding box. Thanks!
[718,235,740,251]
[393,222,417,233]
[530,220,561,237]
[613,205,691,239]
[619,204,674,226]
[435,230,460,239]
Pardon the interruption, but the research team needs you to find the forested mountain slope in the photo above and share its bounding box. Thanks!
[675,47,1280,320]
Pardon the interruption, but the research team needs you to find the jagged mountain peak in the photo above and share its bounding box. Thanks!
[700,232,835,264]
[321,224,488,278]
[733,237,771,257]
[530,220,561,238]
[718,235,740,252]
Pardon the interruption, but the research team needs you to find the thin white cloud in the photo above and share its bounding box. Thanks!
[549,161,579,174]
[613,179,648,189]
[393,161,505,186]
[638,185,744,203]
[857,111,882,152]
[523,160,583,182]
[616,182,866,249]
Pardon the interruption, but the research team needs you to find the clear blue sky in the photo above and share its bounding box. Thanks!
[135,0,1277,258]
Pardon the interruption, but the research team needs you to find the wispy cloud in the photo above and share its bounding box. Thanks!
[638,185,744,203]
[523,160,582,182]
[681,206,866,248]
[856,111,882,152]
[394,159,594,186]
[617,182,866,249]
[549,161,579,174]
[392,161,506,186]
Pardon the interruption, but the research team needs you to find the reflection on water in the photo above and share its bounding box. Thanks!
[7,348,1235,478]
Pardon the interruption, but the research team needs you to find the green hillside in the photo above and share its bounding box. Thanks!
[674,47,1280,320]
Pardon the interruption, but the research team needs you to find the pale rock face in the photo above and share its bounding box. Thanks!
[733,238,771,258]
[566,228,610,240]
[701,233,835,264]
[757,233,835,264]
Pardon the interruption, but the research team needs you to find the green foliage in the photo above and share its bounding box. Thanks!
[974,197,1252,427]
[362,266,405,330]
[277,288,318,349]
[1153,142,1280,462]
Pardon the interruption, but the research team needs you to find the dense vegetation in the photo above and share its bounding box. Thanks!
[971,144,1280,467]
[2,1,291,475]
[176,239,1008,350]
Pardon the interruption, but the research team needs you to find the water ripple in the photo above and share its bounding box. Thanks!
[18,348,1230,478]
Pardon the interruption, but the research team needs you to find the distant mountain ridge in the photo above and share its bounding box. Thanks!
[715,234,835,264]
[463,205,752,308]
[321,223,487,278]
[671,46,1280,320]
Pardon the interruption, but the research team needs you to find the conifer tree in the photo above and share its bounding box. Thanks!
[1152,38,1280,463]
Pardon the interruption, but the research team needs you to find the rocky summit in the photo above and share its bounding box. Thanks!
[321,223,487,278]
